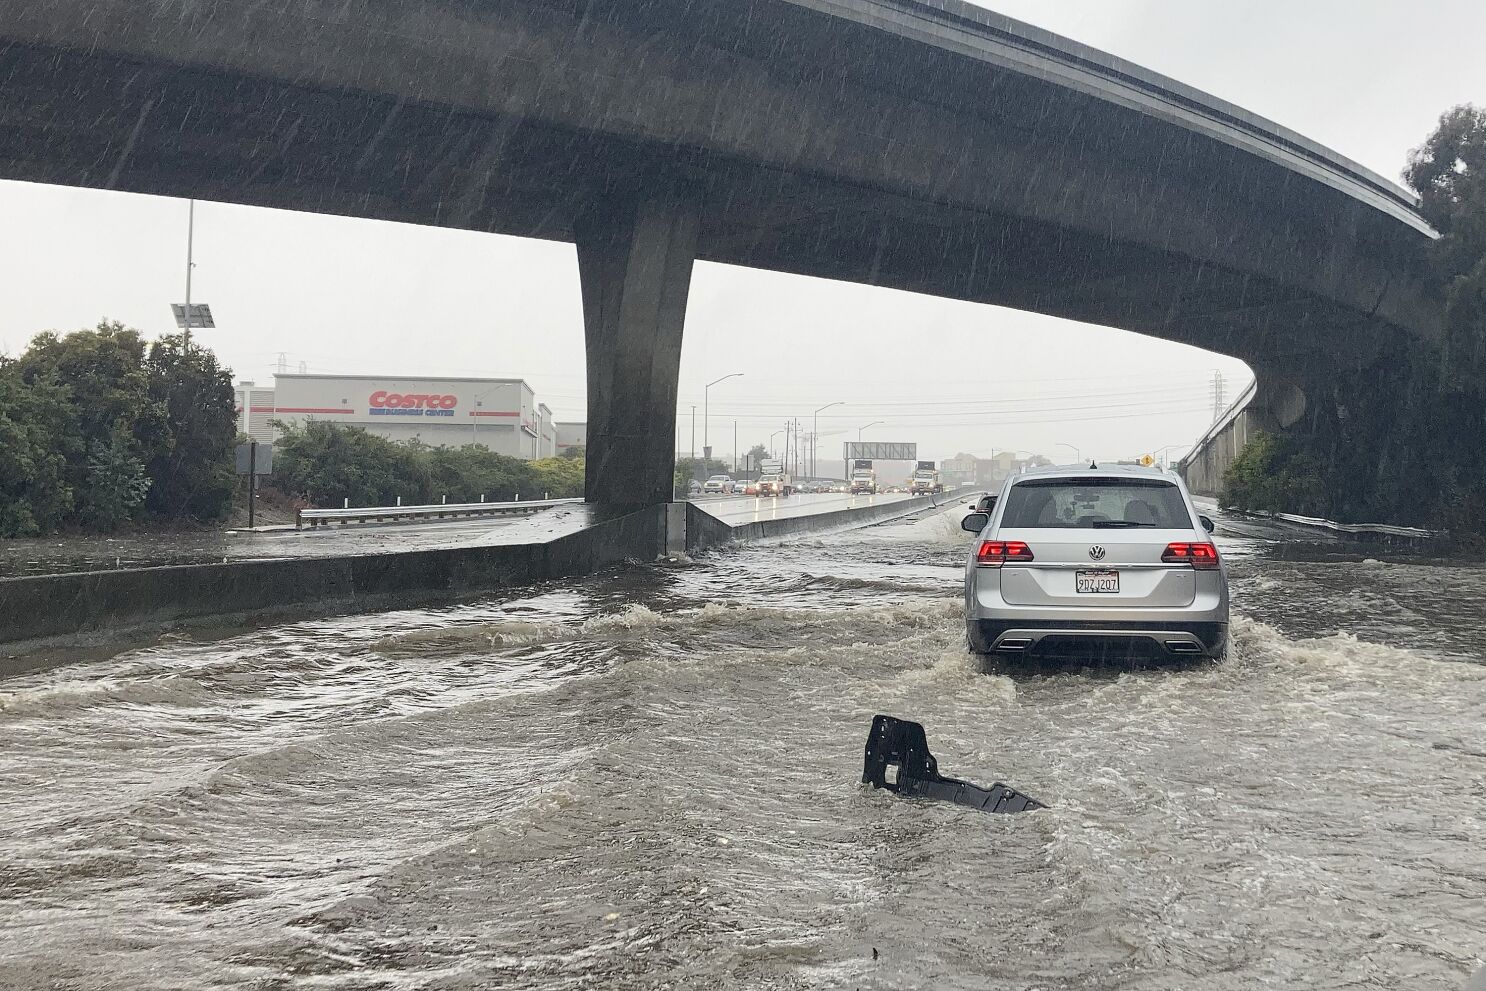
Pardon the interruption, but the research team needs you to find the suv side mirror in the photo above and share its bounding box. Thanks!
[961,512,989,533]
[1199,515,1215,534]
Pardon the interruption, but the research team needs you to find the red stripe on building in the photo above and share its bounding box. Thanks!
[274,407,355,414]
[248,406,275,413]
[469,410,519,417]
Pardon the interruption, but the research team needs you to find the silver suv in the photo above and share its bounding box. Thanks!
[961,465,1228,661]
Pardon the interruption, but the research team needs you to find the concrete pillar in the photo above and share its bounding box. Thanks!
[576,183,700,508]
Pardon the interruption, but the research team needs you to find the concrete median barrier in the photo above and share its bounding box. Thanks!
[684,493,945,552]
[0,506,667,652]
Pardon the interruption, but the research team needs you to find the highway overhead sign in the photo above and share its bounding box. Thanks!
[844,442,917,461]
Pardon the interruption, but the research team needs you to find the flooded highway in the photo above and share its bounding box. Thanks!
[1,505,1482,989]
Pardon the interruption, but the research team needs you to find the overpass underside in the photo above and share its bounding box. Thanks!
[0,0,1440,505]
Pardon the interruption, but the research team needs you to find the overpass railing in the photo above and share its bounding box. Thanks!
[296,498,581,529]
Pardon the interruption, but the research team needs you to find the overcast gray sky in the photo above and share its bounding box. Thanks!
[2,1,1481,465]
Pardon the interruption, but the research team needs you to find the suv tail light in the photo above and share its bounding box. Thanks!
[976,540,1034,567]
[1162,542,1220,570]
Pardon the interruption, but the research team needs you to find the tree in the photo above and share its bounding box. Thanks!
[269,422,586,508]
[79,440,151,531]
[1406,105,1486,277]
[0,367,78,536]
[271,420,430,508]
[10,322,169,508]
[529,457,584,498]
[1220,431,1327,517]
[1406,105,1486,389]
[745,444,768,470]
[144,334,238,522]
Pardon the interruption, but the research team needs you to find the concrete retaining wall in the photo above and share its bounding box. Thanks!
[1179,380,1259,499]
[0,506,667,650]
[685,494,945,551]
[1181,409,1255,498]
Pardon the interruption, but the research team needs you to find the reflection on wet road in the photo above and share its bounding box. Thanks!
[1,507,1482,989]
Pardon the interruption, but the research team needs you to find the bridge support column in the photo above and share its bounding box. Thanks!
[576,183,700,509]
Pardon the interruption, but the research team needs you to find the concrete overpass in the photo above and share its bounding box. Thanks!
[0,0,1442,505]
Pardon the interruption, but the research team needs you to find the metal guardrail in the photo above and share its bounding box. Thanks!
[296,498,582,529]
[1268,512,1438,540]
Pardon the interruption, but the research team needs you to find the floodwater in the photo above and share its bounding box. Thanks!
[1,506,1482,989]
[0,494,910,578]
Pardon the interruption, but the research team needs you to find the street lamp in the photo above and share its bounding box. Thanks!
[857,420,884,442]
[470,384,515,448]
[1056,442,1081,463]
[704,373,744,461]
[812,401,844,477]
[769,429,783,459]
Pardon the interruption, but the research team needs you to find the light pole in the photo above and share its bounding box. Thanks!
[850,420,884,475]
[171,199,216,349]
[691,406,697,460]
[769,430,783,462]
[183,199,194,351]
[704,373,744,462]
[470,384,510,448]
[812,401,844,477]
[1056,442,1081,463]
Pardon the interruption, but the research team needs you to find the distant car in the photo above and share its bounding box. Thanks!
[703,474,735,494]
[961,464,1228,661]
[688,479,703,497]
[743,481,758,495]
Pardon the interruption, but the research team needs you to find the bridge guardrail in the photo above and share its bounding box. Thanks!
[296,498,581,529]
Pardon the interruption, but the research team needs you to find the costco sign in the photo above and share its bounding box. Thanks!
[368,390,458,417]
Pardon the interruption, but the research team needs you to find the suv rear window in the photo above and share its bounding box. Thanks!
[999,478,1192,529]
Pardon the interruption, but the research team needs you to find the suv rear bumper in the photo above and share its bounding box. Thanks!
[968,619,1227,659]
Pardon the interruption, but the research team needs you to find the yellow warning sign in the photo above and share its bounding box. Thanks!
[1139,454,1155,466]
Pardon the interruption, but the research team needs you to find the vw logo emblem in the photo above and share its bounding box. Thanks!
[1088,545,1107,561]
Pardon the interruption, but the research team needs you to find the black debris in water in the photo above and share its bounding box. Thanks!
[861,714,1045,815]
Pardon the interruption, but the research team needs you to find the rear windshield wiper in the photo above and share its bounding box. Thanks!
[1091,520,1155,528]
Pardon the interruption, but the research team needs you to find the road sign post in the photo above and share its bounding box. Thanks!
[235,441,273,529]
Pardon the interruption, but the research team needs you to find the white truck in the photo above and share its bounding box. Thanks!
[849,459,878,495]
[909,461,943,494]
[756,458,793,497]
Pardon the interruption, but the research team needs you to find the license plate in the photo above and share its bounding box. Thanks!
[1076,570,1120,593]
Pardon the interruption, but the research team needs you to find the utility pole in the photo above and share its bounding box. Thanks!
[733,420,738,473]
[691,406,697,460]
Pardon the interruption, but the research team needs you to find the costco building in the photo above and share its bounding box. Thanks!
[234,374,585,461]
